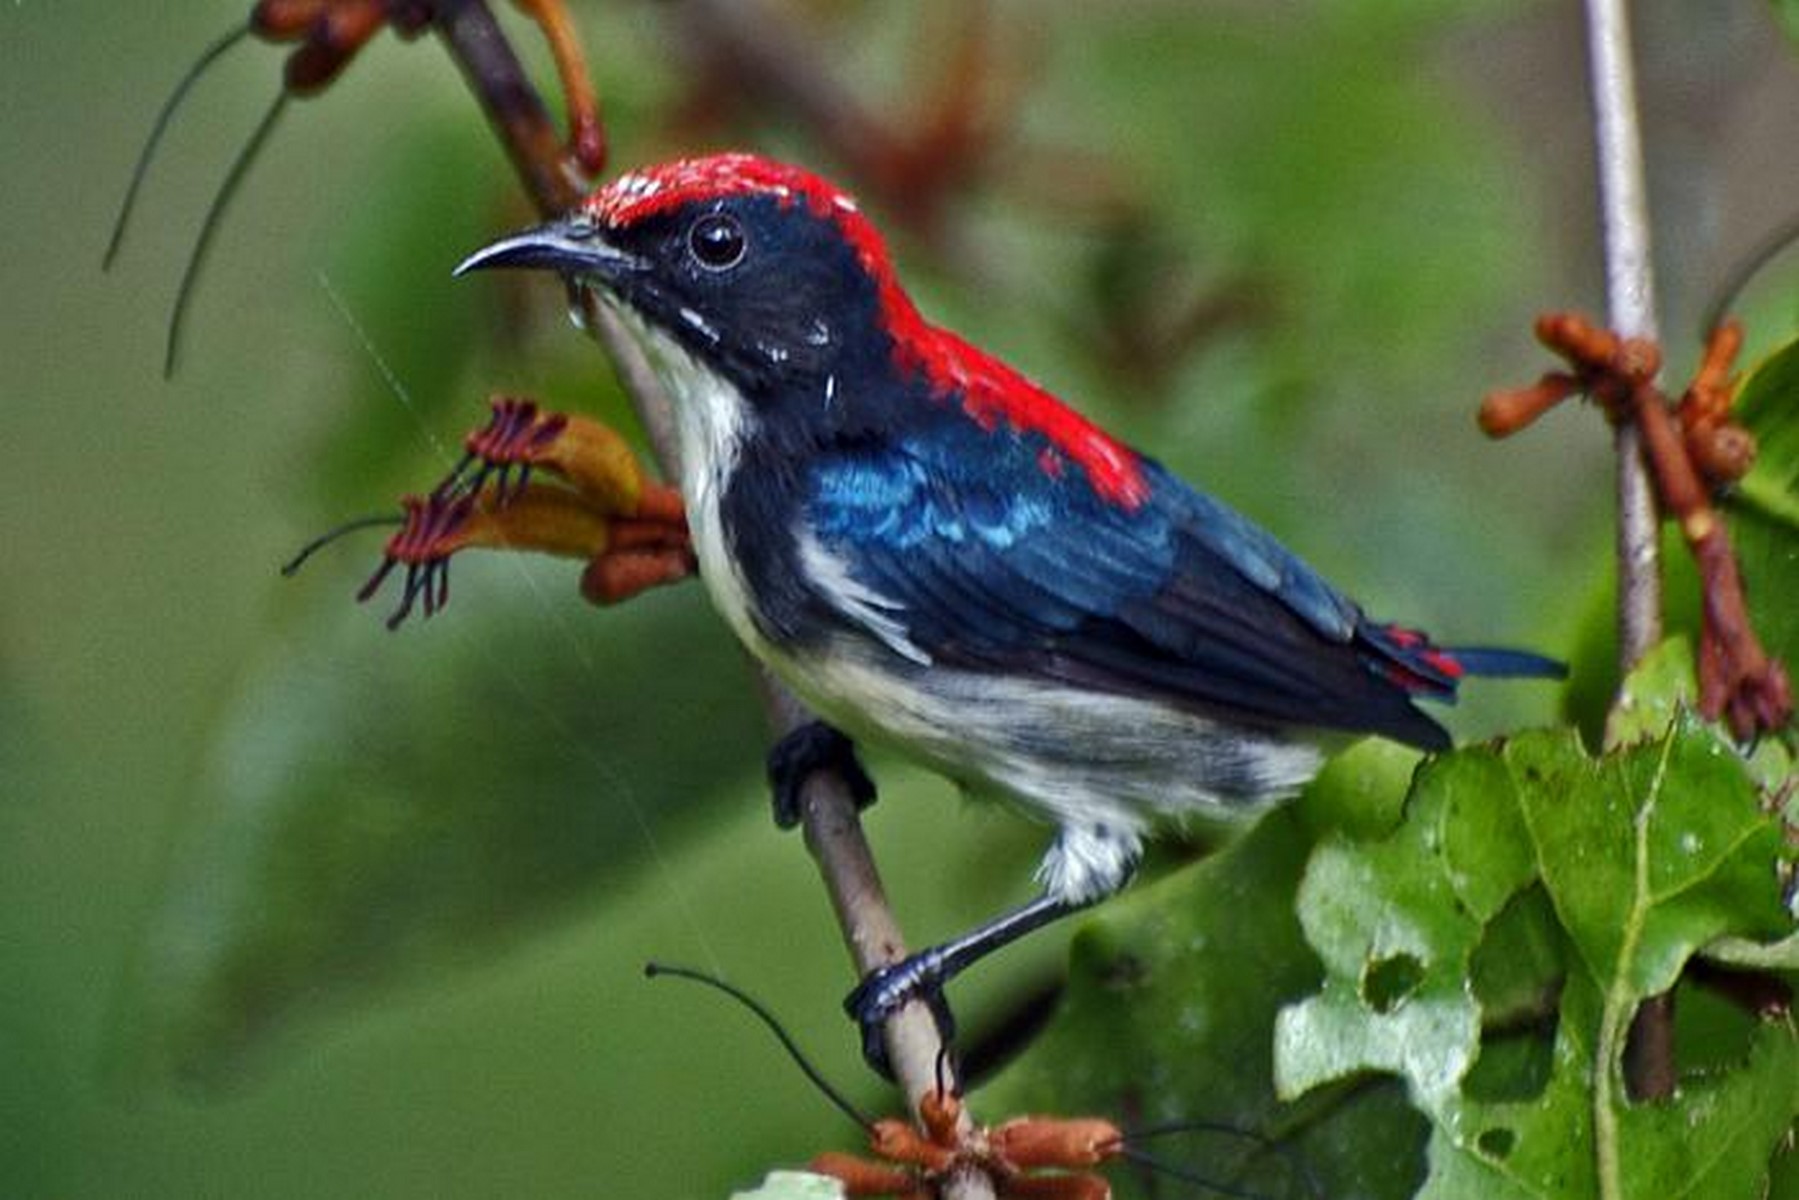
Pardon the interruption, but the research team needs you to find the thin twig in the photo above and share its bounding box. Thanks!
[1583,0,1662,669]
[1581,0,1674,1113]
[429,4,985,1186]
[433,0,579,212]
[759,682,970,1106]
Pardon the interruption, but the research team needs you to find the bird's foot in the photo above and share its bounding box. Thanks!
[766,721,876,830]
[845,953,958,1080]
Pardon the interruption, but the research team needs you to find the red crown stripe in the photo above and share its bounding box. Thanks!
[586,155,1150,510]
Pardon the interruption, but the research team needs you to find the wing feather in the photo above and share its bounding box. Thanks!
[804,417,1449,748]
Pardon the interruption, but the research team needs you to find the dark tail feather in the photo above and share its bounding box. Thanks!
[1361,622,1564,711]
[1444,646,1567,680]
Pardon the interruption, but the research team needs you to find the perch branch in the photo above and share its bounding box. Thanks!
[1581,0,1671,1108]
[1584,0,1662,673]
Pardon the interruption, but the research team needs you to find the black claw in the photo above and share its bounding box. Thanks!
[766,721,876,830]
[845,956,957,1080]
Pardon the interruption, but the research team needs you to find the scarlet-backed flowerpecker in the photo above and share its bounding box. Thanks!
[457,154,1562,1068]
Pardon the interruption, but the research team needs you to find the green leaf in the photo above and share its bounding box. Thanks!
[1603,637,1700,748]
[1419,972,1605,1199]
[1735,332,1799,528]
[1703,930,1799,970]
[1597,636,1797,794]
[1428,954,1799,1200]
[1295,735,1424,839]
[1512,717,1788,1002]
[1278,685,1797,1199]
[1509,717,1793,1198]
[1276,747,1533,1114]
[1467,884,1565,1031]
[986,789,1429,1196]
[1616,1013,1799,1200]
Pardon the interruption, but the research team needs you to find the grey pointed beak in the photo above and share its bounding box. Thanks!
[453,216,635,280]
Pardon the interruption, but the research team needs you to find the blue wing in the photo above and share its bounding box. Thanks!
[805,414,1465,749]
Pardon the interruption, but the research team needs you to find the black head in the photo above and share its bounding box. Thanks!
[458,154,911,403]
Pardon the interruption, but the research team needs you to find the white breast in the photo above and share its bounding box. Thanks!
[606,303,770,658]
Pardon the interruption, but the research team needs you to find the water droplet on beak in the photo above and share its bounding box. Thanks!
[564,278,589,332]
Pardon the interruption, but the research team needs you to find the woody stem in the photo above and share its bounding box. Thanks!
[1580,0,1674,1107]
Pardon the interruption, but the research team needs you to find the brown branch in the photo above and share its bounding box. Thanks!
[426,2,986,1183]
[1582,0,1662,678]
[1481,313,1792,744]
[433,0,579,212]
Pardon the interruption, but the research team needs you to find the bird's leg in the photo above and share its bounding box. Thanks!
[766,720,877,829]
[846,892,1090,1077]
[846,823,1140,1076]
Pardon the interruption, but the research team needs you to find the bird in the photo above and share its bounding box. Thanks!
[455,152,1563,1069]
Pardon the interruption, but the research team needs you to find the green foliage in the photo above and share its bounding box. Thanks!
[1276,652,1795,1200]
[1731,332,1799,670]
[1774,0,1799,47]
[126,577,765,1082]
[984,756,1432,1199]
[983,646,1796,1199]
[1277,748,1535,1115]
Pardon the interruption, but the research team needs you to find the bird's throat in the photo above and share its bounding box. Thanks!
[605,299,775,662]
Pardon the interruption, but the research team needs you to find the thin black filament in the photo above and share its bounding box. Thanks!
[644,961,875,1132]
[165,90,290,378]
[281,514,404,577]
[104,22,252,271]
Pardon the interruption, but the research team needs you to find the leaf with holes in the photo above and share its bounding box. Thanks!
[1416,971,1603,1199]
[1275,746,1535,1116]
[1422,969,1799,1200]
[1508,714,1794,1198]
[1276,654,1798,1200]
[986,761,1434,1200]
[1513,715,1788,1007]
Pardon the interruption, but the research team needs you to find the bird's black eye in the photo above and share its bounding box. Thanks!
[687,213,747,271]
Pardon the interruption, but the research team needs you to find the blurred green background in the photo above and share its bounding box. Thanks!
[4,1,1797,1196]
